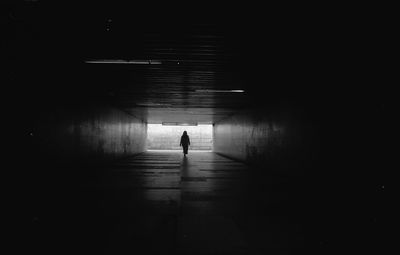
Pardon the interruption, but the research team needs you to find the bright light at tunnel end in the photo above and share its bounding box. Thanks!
[147,123,213,151]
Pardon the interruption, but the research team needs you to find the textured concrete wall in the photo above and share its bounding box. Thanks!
[147,125,212,150]
[31,106,147,162]
[213,109,315,175]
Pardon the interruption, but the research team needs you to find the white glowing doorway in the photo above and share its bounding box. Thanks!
[147,124,213,151]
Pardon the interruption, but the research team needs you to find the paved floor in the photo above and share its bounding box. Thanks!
[93,150,252,254]
[25,150,312,254]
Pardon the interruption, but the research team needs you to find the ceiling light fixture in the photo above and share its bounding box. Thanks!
[195,89,245,93]
[136,103,171,107]
[85,59,162,64]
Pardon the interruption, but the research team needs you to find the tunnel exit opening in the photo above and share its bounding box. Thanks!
[146,124,213,151]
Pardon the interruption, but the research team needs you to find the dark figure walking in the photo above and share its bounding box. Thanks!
[180,131,190,156]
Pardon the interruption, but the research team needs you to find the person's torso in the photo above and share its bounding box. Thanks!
[181,135,189,144]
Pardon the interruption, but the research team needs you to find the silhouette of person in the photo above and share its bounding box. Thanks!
[180,131,190,156]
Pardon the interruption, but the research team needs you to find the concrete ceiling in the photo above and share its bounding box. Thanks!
[6,2,337,123]
[81,16,252,124]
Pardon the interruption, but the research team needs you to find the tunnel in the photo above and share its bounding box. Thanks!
[5,3,385,255]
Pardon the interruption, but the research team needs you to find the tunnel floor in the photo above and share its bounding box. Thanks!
[28,151,315,255]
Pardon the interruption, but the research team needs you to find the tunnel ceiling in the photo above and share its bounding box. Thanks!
[81,11,253,124]
[8,2,336,124]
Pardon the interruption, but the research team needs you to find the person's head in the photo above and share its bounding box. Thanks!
[183,131,187,136]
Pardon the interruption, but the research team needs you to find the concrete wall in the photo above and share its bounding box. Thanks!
[147,124,212,150]
[213,108,316,176]
[30,105,147,162]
